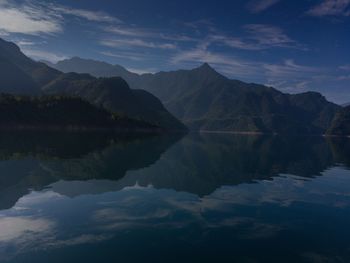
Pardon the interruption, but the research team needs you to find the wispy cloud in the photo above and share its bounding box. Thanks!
[105,25,198,43]
[263,59,319,78]
[100,39,177,50]
[210,24,304,51]
[0,0,120,36]
[247,0,281,13]
[99,51,146,61]
[263,60,322,92]
[16,40,37,46]
[183,19,215,30]
[339,64,350,70]
[0,0,62,35]
[104,26,155,38]
[171,42,263,77]
[307,0,350,17]
[0,216,55,243]
[244,24,298,47]
[126,67,157,74]
[51,5,121,23]
[172,41,321,92]
[21,48,68,62]
[337,75,350,80]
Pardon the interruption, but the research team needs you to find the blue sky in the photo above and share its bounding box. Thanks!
[0,0,349,104]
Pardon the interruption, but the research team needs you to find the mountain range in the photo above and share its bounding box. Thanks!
[48,57,343,134]
[0,38,185,131]
[0,37,348,135]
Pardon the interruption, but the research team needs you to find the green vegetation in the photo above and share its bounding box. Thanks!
[0,94,158,131]
[327,106,350,136]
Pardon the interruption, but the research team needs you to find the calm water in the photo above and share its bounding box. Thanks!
[0,132,350,262]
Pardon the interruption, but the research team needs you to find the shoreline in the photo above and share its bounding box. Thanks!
[197,130,350,138]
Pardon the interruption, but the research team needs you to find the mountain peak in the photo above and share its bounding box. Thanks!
[196,63,220,74]
[199,62,213,70]
[193,62,224,79]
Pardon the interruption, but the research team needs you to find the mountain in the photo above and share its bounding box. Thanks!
[0,59,39,94]
[0,94,159,131]
[342,102,350,107]
[0,38,61,89]
[49,56,142,89]
[53,56,139,79]
[49,57,340,134]
[327,106,350,136]
[42,73,186,130]
[0,38,185,131]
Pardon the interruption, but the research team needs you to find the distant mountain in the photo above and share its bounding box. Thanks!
[0,38,185,131]
[342,102,350,107]
[49,57,340,134]
[49,56,142,88]
[327,106,350,136]
[53,57,138,78]
[43,73,186,130]
[0,94,159,131]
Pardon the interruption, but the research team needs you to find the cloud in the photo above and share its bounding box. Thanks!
[1,166,349,260]
[16,40,36,46]
[263,59,319,78]
[0,216,55,243]
[46,234,112,248]
[183,19,215,30]
[0,0,120,36]
[247,0,281,13]
[0,1,62,35]
[171,42,262,77]
[339,64,350,70]
[337,74,350,80]
[244,24,296,47]
[171,41,320,91]
[105,26,198,43]
[126,67,157,74]
[295,80,312,90]
[21,48,68,63]
[52,5,121,23]
[307,0,350,16]
[262,60,321,91]
[210,24,304,51]
[99,51,145,61]
[100,38,177,50]
[104,26,155,38]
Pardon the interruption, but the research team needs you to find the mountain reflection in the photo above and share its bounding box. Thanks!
[0,132,349,210]
[114,134,350,196]
[0,132,183,210]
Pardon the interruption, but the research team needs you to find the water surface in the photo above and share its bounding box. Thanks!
[0,132,350,262]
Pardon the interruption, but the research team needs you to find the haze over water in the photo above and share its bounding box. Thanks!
[0,132,350,262]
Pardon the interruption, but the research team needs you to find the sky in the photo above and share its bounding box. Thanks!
[0,0,349,104]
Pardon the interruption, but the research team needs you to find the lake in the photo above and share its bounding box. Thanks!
[0,132,350,262]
